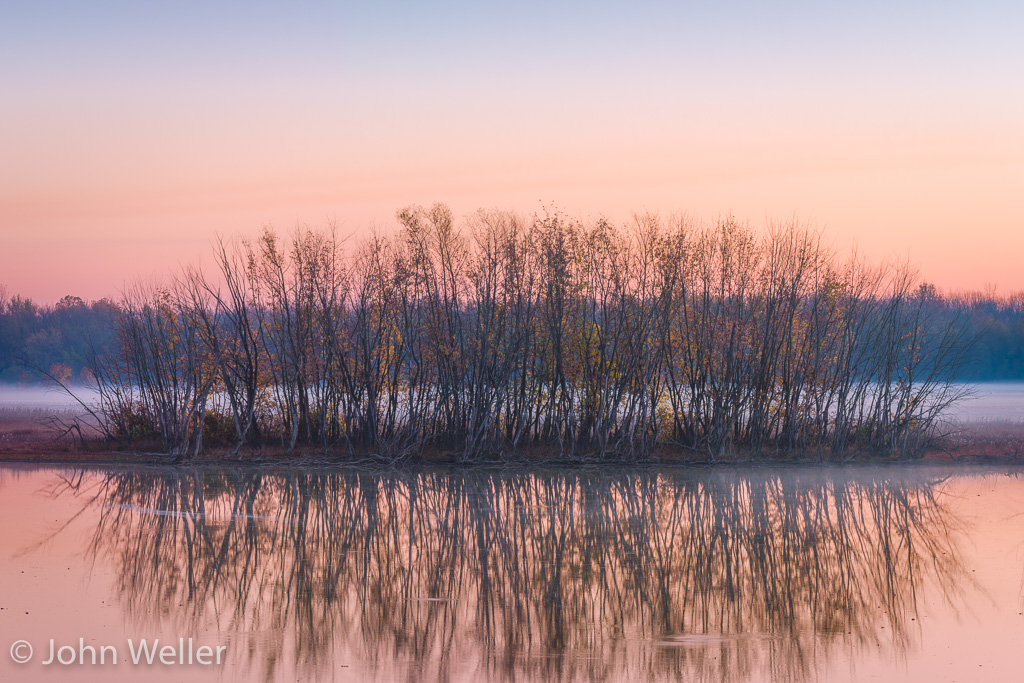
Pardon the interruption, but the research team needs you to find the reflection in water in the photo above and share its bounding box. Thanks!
[57,467,968,682]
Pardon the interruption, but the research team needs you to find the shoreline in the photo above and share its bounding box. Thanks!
[0,445,1021,469]
[4,408,1023,467]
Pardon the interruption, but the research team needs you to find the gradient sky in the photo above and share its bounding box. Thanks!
[2,1,1023,302]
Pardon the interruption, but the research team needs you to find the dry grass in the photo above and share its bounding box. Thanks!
[927,420,1024,461]
[0,405,96,455]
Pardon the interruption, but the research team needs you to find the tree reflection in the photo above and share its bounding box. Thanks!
[59,466,968,682]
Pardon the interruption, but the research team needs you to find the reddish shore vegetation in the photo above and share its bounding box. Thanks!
[7,408,1022,465]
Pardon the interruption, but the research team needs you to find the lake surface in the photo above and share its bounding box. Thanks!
[2,464,1024,682]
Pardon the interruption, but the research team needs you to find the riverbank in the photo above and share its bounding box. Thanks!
[3,405,1023,466]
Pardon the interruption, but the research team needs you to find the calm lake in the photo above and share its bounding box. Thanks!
[2,464,1024,682]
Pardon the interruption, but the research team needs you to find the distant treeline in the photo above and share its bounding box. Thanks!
[0,289,117,384]
[0,206,1013,460]
[949,291,1024,380]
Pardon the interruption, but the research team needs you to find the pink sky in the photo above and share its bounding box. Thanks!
[3,3,1023,302]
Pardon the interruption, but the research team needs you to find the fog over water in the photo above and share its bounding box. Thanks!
[0,384,100,411]
[2,382,1022,423]
[947,382,1024,422]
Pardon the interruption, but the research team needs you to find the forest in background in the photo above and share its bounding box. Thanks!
[6,288,1024,385]
[0,289,117,384]
[0,206,1020,460]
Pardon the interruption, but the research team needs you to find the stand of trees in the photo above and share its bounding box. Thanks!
[0,206,990,460]
[0,287,118,384]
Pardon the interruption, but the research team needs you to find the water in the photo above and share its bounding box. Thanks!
[2,464,1024,682]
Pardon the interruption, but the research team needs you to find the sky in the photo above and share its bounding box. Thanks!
[2,1,1023,302]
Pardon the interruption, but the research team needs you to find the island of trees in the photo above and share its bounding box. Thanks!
[3,205,1020,462]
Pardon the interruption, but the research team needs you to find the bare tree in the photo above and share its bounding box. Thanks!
[73,205,974,461]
